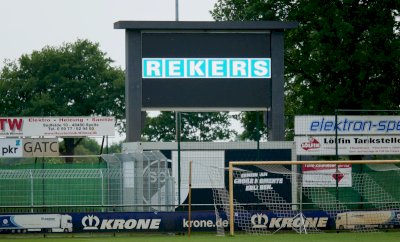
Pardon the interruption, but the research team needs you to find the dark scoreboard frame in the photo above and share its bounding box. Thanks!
[114,21,297,142]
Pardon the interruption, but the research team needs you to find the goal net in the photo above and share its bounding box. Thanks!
[209,160,400,235]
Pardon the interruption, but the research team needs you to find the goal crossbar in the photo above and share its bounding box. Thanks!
[228,160,400,236]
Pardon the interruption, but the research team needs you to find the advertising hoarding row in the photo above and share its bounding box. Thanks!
[0,211,332,233]
[3,210,399,233]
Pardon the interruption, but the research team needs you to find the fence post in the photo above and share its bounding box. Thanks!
[100,170,104,212]
[30,169,34,213]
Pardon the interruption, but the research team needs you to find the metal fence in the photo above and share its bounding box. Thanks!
[0,151,174,213]
[0,142,294,214]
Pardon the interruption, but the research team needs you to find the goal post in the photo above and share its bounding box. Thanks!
[228,160,400,236]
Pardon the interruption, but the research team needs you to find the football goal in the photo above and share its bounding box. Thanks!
[210,160,400,236]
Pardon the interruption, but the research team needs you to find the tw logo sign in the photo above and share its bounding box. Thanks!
[0,118,23,135]
[0,118,23,131]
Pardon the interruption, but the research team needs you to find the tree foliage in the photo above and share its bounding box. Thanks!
[142,112,237,141]
[212,0,400,138]
[0,39,125,159]
[237,111,267,141]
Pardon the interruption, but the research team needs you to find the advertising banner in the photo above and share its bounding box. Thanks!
[233,171,285,192]
[295,136,400,155]
[231,169,292,205]
[0,139,59,158]
[0,211,331,233]
[23,138,59,157]
[302,164,352,187]
[295,115,400,135]
[0,139,22,157]
[0,117,115,137]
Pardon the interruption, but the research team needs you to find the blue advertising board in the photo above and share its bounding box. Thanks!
[0,211,333,233]
[71,210,331,232]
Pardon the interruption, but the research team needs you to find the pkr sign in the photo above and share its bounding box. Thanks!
[0,139,22,157]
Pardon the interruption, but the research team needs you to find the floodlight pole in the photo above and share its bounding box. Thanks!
[175,0,179,21]
[175,0,182,209]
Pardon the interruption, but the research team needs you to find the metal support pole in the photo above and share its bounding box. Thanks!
[335,110,339,209]
[229,162,234,236]
[175,0,179,21]
[176,112,181,207]
[256,112,260,160]
[157,158,161,211]
[30,170,34,213]
[174,0,181,205]
[188,161,192,237]
[100,170,104,212]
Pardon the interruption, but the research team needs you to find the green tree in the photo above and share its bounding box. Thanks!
[60,138,99,163]
[142,112,237,141]
[107,142,123,153]
[64,138,101,155]
[237,111,267,141]
[212,0,400,139]
[0,39,125,161]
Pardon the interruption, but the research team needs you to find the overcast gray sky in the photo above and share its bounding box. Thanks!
[0,0,218,143]
[0,0,217,69]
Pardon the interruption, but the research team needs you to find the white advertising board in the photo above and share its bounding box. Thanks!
[0,117,115,137]
[302,164,352,187]
[295,136,400,155]
[295,115,400,135]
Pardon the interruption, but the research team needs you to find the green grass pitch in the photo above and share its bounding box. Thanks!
[1,232,400,242]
